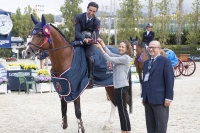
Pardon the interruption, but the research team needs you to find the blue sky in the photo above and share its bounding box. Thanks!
[1,0,193,15]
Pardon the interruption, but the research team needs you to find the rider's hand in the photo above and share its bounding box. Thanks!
[84,38,91,44]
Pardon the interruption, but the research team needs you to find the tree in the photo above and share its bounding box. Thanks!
[99,5,112,44]
[186,0,200,44]
[154,0,173,45]
[147,0,154,22]
[60,0,82,42]
[117,0,143,42]
[43,14,55,23]
[11,6,39,40]
[11,8,24,38]
[23,6,39,38]
[176,0,184,45]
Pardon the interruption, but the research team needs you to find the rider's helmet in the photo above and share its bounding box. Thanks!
[146,23,153,28]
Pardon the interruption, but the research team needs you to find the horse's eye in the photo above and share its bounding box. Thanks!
[37,34,44,38]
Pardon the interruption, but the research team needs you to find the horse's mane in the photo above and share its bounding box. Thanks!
[50,23,71,43]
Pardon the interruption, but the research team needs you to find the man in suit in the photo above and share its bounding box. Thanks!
[142,40,174,133]
[73,2,101,87]
[142,23,155,46]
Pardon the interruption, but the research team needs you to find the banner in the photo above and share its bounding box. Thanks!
[189,54,200,62]
[7,70,32,91]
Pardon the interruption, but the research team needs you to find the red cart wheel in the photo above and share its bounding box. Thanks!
[174,59,183,77]
[182,58,196,76]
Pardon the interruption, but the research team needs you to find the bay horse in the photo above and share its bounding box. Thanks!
[130,37,166,85]
[25,14,132,133]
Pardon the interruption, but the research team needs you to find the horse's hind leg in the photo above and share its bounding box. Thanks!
[61,97,68,129]
[74,97,85,133]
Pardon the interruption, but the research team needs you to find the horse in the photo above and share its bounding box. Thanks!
[130,37,166,85]
[25,14,132,133]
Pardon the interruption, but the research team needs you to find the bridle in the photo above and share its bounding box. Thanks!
[28,27,72,56]
[131,40,143,70]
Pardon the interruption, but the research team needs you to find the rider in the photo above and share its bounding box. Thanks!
[73,2,101,87]
[142,23,155,47]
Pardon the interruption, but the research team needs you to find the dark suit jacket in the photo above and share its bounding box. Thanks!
[74,12,100,43]
[141,56,174,105]
[142,31,155,46]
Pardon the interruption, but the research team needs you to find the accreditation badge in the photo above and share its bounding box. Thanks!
[144,72,149,82]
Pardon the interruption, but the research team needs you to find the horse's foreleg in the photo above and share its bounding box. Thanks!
[102,101,116,130]
[135,65,143,86]
[103,87,116,130]
[61,97,68,129]
[108,102,116,124]
[74,97,85,133]
[138,72,143,86]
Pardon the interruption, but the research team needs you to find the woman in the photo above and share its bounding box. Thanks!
[39,51,49,69]
[142,23,155,46]
[95,40,133,133]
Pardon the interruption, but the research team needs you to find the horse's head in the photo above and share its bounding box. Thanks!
[25,14,52,59]
[130,36,141,56]
[130,36,138,46]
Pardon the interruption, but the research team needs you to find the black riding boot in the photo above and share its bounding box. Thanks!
[86,56,94,87]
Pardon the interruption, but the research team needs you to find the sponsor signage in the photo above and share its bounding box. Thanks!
[7,66,21,70]
[189,54,200,62]
[7,70,32,91]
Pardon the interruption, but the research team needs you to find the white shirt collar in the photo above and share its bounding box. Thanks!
[151,54,160,60]
[86,13,92,21]
[147,30,150,35]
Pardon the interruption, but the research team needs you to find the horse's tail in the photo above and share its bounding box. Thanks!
[128,69,133,114]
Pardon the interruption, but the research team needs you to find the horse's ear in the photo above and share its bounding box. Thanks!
[136,36,138,41]
[130,37,133,41]
[31,14,39,25]
[41,14,47,26]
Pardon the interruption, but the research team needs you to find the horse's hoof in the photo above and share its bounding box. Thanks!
[62,116,68,129]
[62,123,68,129]
[58,128,66,133]
[78,127,85,133]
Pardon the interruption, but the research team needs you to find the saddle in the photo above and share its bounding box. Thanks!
[81,30,101,44]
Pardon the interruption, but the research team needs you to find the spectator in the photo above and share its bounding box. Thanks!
[142,40,174,133]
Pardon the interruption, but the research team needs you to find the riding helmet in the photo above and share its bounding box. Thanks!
[146,23,153,28]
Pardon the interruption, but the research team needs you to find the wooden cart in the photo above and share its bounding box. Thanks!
[174,54,196,77]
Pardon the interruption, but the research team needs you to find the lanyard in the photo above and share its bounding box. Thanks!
[148,59,155,72]
[147,54,160,72]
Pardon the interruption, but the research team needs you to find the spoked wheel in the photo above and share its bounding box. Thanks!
[182,58,196,76]
[174,59,183,77]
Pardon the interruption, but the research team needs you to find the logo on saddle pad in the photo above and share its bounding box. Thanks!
[106,61,114,74]
[107,61,113,70]
[56,82,62,92]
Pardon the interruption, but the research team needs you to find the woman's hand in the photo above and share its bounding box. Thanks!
[94,42,102,49]
[99,40,106,48]
[95,42,105,54]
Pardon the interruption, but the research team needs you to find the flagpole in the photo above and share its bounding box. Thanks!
[114,0,117,46]
[108,0,112,45]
